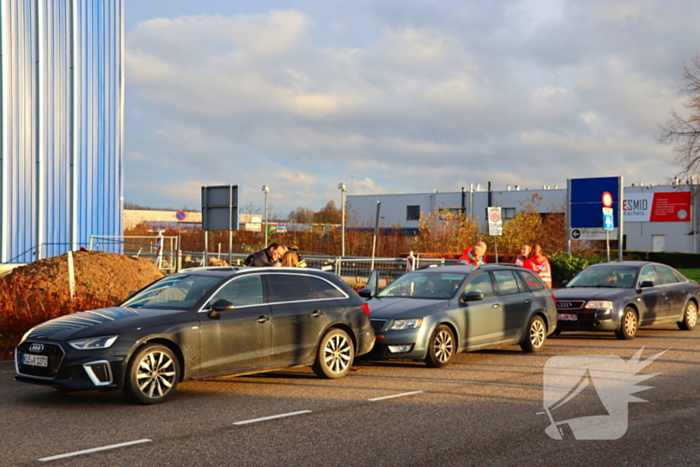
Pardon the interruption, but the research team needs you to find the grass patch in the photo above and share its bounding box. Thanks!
[678,269,700,282]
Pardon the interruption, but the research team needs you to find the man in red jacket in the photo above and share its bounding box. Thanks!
[523,244,552,288]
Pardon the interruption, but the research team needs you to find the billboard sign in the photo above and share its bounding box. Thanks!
[623,192,691,222]
[570,177,620,228]
[202,185,239,231]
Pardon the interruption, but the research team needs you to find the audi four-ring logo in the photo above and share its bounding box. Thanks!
[557,302,573,309]
[29,343,44,353]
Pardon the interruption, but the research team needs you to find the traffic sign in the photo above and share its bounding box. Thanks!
[603,213,614,230]
[487,207,502,236]
[175,210,187,221]
[602,191,613,208]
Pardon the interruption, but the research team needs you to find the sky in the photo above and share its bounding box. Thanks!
[124,0,700,217]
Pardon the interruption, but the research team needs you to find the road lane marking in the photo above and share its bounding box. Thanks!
[38,439,152,462]
[368,390,425,401]
[233,410,312,425]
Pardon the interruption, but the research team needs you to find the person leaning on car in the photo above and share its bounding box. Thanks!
[244,243,288,267]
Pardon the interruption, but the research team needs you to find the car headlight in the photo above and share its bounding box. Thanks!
[69,335,119,350]
[585,301,613,310]
[386,318,423,331]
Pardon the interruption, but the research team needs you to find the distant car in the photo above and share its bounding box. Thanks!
[15,267,375,404]
[360,264,558,367]
[553,261,700,339]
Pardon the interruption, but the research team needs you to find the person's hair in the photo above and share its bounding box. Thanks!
[281,250,299,267]
[268,242,284,250]
[531,244,542,256]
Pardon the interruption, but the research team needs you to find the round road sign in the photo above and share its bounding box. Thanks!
[176,210,187,221]
[601,191,613,208]
[489,211,501,223]
[571,229,581,239]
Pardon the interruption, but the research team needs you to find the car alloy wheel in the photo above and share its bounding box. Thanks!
[313,328,354,379]
[125,344,180,404]
[678,301,698,331]
[424,325,455,368]
[615,307,638,340]
[520,315,546,352]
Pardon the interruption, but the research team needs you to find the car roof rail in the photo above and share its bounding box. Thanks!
[474,263,521,270]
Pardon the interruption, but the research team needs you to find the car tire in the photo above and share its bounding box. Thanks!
[124,344,180,404]
[677,301,698,331]
[520,315,547,352]
[312,328,354,379]
[424,325,456,368]
[615,307,638,340]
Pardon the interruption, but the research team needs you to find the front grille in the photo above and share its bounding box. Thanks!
[370,319,387,333]
[16,341,65,379]
[556,300,585,310]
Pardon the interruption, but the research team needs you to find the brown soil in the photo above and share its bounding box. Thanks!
[2,250,164,304]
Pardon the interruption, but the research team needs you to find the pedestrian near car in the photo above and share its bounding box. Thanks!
[523,244,552,288]
[458,241,487,265]
[281,250,300,267]
[244,243,288,267]
[515,244,531,266]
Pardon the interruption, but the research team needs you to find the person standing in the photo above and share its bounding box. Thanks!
[458,241,487,265]
[515,244,531,266]
[244,243,288,267]
[523,244,552,288]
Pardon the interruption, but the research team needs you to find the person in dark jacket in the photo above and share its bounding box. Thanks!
[244,243,288,267]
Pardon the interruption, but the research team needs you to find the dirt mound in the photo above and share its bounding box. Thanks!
[2,250,164,304]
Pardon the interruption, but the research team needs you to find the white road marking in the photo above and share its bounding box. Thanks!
[233,410,312,425]
[38,439,152,462]
[368,390,425,401]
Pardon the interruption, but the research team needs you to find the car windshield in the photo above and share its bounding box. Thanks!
[566,267,637,288]
[378,271,467,299]
[121,274,223,310]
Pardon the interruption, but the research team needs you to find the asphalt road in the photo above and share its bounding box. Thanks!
[2,325,700,467]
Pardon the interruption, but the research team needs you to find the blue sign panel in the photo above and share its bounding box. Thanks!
[603,213,614,230]
[570,177,620,228]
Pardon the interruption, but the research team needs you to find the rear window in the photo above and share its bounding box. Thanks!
[518,270,544,291]
[493,270,521,295]
[305,276,346,299]
[267,274,316,302]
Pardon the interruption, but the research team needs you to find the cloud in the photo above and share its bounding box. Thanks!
[124,2,700,213]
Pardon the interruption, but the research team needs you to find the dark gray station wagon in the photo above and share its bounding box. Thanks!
[15,267,375,404]
[361,264,558,367]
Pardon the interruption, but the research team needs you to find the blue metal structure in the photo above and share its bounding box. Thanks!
[0,0,124,263]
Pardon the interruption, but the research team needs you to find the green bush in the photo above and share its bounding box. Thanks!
[549,252,607,288]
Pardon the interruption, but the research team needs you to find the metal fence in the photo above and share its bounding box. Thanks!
[89,235,458,286]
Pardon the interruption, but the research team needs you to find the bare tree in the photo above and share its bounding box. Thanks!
[241,202,261,215]
[288,207,314,223]
[660,55,700,178]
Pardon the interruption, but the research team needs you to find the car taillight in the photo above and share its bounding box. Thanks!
[361,303,371,316]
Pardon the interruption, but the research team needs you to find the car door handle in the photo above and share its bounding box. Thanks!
[524,299,531,304]
[257,315,271,323]
[311,311,324,318]
[492,304,500,309]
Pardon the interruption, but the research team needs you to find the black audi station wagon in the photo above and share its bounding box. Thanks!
[15,267,375,404]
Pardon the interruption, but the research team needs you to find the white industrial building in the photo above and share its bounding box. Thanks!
[347,182,700,254]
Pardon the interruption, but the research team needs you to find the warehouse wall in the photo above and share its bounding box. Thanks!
[0,0,124,263]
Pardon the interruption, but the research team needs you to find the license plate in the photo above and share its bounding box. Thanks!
[558,314,577,321]
[23,354,48,367]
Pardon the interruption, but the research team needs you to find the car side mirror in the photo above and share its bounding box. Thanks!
[207,299,236,320]
[460,291,485,304]
[358,288,373,299]
[561,280,569,287]
[639,280,654,289]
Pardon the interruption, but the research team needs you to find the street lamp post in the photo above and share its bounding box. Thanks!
[338,182,346,257]
[262,185,269,247]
